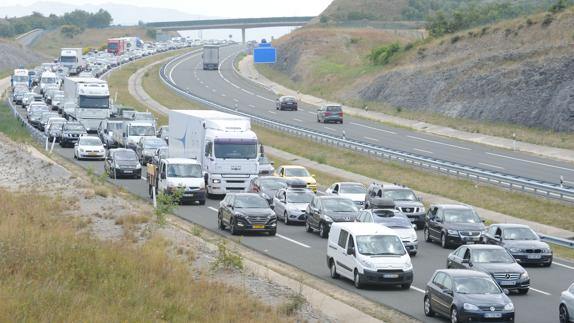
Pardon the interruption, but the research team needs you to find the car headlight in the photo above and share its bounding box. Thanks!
[419,206,426,213]
[324,215,334,222]
[504,303,514,311]
[79,148,85,152]
[358,258,375,269]
[403,260,413,271]
[234,212,245,218]
[212,179,221,184]
[410,233,418,242]
[136,164,141,169]
[541,248,552,253]
[520,272,529,280]
[447,229,459,235]
[463,303,479,311]
[509,247,522,253]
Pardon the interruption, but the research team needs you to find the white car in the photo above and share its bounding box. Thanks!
[326,182,367,207]
[561,282,574,323]
[74,136,106,160]
[356,208,418,256]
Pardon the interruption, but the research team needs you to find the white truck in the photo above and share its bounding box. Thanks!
[169,110,259,196]
[202,45,219,70]
[39,71,58,94]
[60,48,85,75]
[63,77,110,132]
[147,157,206,205]
[116,120,156,150]
[11,69,30,89]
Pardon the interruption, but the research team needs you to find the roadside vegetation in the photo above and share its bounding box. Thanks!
[0,102,32,142]
[0,188,290,322]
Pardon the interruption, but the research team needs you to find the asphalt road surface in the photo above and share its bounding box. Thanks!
[165,45,574,189]
[8,95,574,322]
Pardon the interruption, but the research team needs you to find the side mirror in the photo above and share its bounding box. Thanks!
[123,133,126,137]
[311,174,316,178]
[494,235,501,240]
[347,247,355,256]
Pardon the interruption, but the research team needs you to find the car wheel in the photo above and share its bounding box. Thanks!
[218,214,225,230]
[284,212,290,225]
[518,288,529,295]
[230,218,239,235]
[410,252,417,257]
[319,222,328,238]
[268,229,276,236]
[401,283,411,289]
[329,259,339,279]
[450,307,459,323]
[441,233,449,249]
[305,220,313,233]
[560,304,570,323]
[198,199,206,205]
[424,296,435,317]
[353,270,363,289]
[317,117,321,123]
[542,261,552,267]
[424,227,432,242]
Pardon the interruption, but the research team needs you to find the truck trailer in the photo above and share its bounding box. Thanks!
[202,45,219,70]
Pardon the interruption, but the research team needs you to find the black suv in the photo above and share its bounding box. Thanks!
[305,195,358,238]
[59,122,87,147]
[365,183,425,229]
[424,204,485,248]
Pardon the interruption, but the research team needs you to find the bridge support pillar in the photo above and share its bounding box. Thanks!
[241,28,246,44]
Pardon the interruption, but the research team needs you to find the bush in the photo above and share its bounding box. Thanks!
[60,24,83,38]
[450,35,461,43]
[542,14,554,26]
[319,15,328,24]
[550,0,568,13]
[211,240,243,271]
[368,42,401,66]
[154,187,184,225]
[404,42,414,51]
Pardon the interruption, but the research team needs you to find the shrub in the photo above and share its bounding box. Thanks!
[404,42,414,51]
[211,240,243,271]
[450,35,461,43]
[154,187,184,225]
[542,14,554,27]
[526,18,535,26]
[368,42,401,66]
[550,0,568,13]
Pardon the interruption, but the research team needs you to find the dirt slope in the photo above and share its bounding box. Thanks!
[0,38,46,76]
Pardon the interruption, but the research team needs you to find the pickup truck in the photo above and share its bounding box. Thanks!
[147,156,206,205]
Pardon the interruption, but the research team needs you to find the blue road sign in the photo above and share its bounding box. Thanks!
[254,47,276,64]
[259,43,272,48]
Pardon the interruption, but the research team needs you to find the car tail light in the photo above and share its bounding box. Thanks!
[338,112,343,117]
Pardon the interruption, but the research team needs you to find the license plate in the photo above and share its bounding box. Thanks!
[124,170,133,174]
[253,225,264,229]
[485,313,502,318]
[528,254,541,259]
[466,241,475,244]
[89,153,98,156]
[383,274,399,278]
[499,280,516,286]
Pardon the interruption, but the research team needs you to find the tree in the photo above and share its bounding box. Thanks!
[60,24,82,38]
[87,9,112,28]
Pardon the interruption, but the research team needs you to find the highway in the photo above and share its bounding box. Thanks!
[165,45,574,189]
[8,67,574,322]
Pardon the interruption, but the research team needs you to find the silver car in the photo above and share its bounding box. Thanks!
[273,187,314,224]
[561,282,574,323]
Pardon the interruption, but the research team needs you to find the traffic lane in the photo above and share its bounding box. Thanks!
[215,46,574,183]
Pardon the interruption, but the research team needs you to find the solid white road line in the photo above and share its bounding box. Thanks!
[530,287,551,296]
[554,262,574,270]
[256,94,274,102]
[276,234,311,248]
[414,148,434,154]
[221,94,226,97]
[293,118,303,122]
[324,126,336,131]
[486,152,574,173]
[268,110,276,114]
[410,285,426,294]
[407,135,472,151]
[299,108,305,112]
[248,104,256,108]
[478,162,505,170]
[351,122,397,135]
[364,136,379,142]
[208,207,218,212]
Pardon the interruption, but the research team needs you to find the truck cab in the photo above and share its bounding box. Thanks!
[120,121,156,150]
[147,158,206,205]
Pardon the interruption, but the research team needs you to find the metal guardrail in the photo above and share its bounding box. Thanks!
[159,54,574,204]
[540,234,574,249]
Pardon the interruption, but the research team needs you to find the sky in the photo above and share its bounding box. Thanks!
[2,0,334,18]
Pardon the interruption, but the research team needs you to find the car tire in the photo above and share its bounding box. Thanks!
[542,261,552,267]
[560,304,570,323]
[319,222,328,238]
[518,288,529,295]
[424,296,435,317]
[401,283,411,289]
[353,270,363,289]
[450,307,459,323]
[284,212,290,225]
[441,233,449,249]
[268,229,276,236]
[329,259,339,279]
[218,214,225,230]
[424,227,432,242]
[198,199,206,206]
[410,252,417,257]
[305,220,313,233]
[230,218,239,235]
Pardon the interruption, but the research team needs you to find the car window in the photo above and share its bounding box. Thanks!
[488,226,498,235]
[471,249,514,264]
[454,246,466,258]
[443,275,453,291]
[502,227,538,240]
[347,235,355,250]
[433,272,446,288]
[338,230,349,248]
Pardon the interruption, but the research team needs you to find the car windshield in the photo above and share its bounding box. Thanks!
[502,227,538,240]
[287,191,314,203]
[64,124,86,131]
[114,151,137,161]
[79,138,102,146]
[42,77,56,84]
[143,139,167,149]
[454,277,501,294]
[167,164,202,178]
[382,189,416,201]
[444,209,481,223]
[129,126,155,136]
[356,235,406,256]
[234,195,269,209]
[339,184,366,194]
[322,198,358,212]
[373,211,412,228]
[282,96,295,102]
[285,168,310,177]
[214,141,258,159]
[471,249,515,264]
[326,106,341,112]
[107,122,123,131]
[260,178,288,190]
[50,122,65,130]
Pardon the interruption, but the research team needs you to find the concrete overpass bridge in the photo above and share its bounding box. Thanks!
[146,16,314,43]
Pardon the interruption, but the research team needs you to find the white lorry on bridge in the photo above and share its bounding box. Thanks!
[169,110,259,196]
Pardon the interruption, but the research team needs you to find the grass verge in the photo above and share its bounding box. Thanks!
[0,188,288,322]
[0,101,32,142]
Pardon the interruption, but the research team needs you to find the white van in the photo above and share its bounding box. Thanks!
[326,222,413,289]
